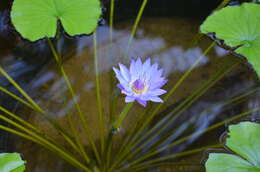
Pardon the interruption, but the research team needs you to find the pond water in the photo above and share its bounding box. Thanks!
[0,0,259,172]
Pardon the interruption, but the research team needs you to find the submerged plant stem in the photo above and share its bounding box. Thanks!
[0,105,74,153]
[107,0,117,160]
[125,105,260,168]
[0,66,73,144]
[121,144,222,171]
[109,0,115,43]
[47,38,101,164]
[93,32,105,154]
[0,124,89,171]
[125,0,148,57]
[67,113,91,163]
[0,66,43,113]
[0,86,35,110]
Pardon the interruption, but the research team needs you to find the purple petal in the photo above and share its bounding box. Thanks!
[135,58,143,75]
[150,97,163,103]
[130,59,139,79]
[137,98,147,107]
[142,58,151,74]
[119,63,130,81]
[117,84,124,90]
[155,69,163,78]
[149,79,168,90]
[121,89,133,96]
[149,89,167,96]
[145,63,159,81]
[125,96,135,103]
[113,67,129,87]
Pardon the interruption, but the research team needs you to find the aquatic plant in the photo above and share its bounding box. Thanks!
[113,58,167,107]
[1,0,260,171]
[0,153,25,172]
[205,121,260,172]
[200,2,260,76]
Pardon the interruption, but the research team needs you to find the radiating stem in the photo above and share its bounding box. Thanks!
[0,60,91,164]
[0,66,73,142]
[0,66,43,113]
[120,144,222,171]
[93,32,105,153]
[0,86,35,110]
[108,0,117,123]
[125,105,260,167]
[0,124,89,171]
[0,105,76,152]
[107,0,117,168]
[67,113,91,164]
[47,38,101,164]
[125,0,148,57]
[0,105,41,134]
[109,0,115,43]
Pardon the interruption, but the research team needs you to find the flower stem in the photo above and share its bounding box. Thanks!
[112,102,134,132]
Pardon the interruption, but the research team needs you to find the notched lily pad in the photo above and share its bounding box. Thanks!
[205,122,260,172]
[11,0,102,41]
[0,153,25,172]
[200,3,260,76]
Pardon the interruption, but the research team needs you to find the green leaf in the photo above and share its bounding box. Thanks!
[200,3,260,76]
[227,122,260,167]
[0,153,25,172]
[11,0,101,41]
[206,153,258,172]
[205,122,260,172]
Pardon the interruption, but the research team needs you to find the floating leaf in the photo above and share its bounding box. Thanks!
[0,153,25,172]
[200,3,260,76]
[205,122,260,172]
[11,0,101,41]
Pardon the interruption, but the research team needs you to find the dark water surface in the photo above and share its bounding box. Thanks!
[0,0,259,171]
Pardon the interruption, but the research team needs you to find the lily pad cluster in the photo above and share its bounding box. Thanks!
[0,153,25,172]
[11,0,102,41]
[200,3,260,76]
[205,122,260,172]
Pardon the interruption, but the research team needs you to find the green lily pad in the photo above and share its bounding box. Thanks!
[0,153,25,172]
[205,122,260,172]
[200,3,260,76]
[11,0,101,41]
[206,153,258,172]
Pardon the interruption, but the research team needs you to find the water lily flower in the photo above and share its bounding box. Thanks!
[113,58,168,107]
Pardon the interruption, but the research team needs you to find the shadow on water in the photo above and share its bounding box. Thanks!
[0,0,259,171]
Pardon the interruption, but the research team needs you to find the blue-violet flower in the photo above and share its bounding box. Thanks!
[113,58,168,107]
